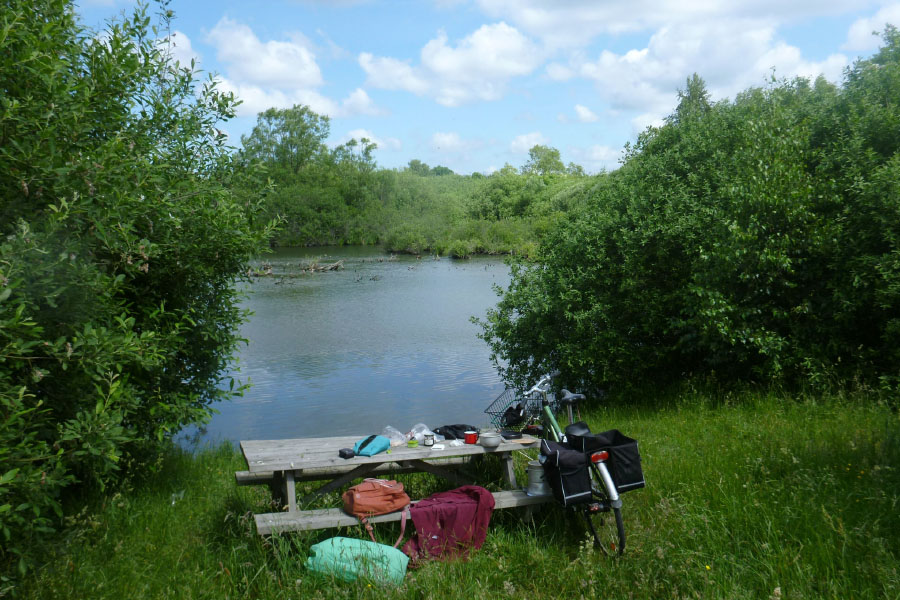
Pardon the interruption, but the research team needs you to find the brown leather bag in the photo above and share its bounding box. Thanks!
[342,478,411,547]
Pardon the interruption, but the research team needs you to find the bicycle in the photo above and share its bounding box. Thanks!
[485,373,635,555]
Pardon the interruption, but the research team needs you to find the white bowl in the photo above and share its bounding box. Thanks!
[479,432,502,448]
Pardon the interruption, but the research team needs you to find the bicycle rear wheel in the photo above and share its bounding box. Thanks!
[585,464,626,555]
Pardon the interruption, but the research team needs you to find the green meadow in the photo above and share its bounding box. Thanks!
[16,390,899,599]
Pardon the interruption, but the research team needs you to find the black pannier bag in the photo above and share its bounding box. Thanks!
[539,439,592,507]
[565,427,645,494]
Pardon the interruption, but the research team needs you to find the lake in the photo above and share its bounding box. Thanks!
[183,246,511,444]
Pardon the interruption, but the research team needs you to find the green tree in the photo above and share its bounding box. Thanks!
[671,73,712,124]
[240,104,330,175]
[566,162,586,176]
[407,159,431,176]
[0,0,272,570]
[522,145,566,176]
[431,165,454,176]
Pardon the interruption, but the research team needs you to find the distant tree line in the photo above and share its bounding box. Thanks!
[237,107,594,256]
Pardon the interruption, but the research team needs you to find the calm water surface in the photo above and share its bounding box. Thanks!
[187,247,511,443]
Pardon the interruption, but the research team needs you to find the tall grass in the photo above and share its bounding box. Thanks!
[15,391,899,599]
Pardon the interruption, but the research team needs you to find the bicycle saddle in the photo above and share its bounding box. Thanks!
[564,420,592,437]
[558,389,586,405]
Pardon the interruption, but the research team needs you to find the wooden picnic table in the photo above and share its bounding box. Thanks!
[238,434,551,535]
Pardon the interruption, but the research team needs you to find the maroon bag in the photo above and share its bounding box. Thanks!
[402,485,495,565]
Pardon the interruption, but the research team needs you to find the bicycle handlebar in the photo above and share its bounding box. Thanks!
[525,371,557,396]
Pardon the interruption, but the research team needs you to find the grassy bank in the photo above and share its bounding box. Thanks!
[15,391,899,599]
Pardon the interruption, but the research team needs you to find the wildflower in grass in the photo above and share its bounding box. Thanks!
[706,565,711,570]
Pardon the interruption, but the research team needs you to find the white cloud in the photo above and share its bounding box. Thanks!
[340,88,383,116]
[316,28,352,60]
[338,129,403,151]
[476,0,877,48]
[546,62,575,80]
[567,19,848,125]
[203,19,383,120]
[510,131,549,153]
[429,132,484,156]
[844,5,900,52]
[216,78,380,119]
[570,144,622,172]
[431,132,465,152]
[574,104,599,123]
[207,18,322,89]
[360,22,543,106]
[631,112,666,134]
[161,30,199,68]
[475,1,854,135]
[358,54,431,94]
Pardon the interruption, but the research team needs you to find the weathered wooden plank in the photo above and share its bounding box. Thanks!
[235,471,275,486]
[241,436,538,473]
[254,489,553,535]
[235,456,473,487]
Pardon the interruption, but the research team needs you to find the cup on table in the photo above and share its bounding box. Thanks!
[464,430,478,444]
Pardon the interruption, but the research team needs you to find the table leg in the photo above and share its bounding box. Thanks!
[269,472,286,510]
[285,471,297,513]
[499,452,517,488]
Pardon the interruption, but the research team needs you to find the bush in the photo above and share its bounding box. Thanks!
[383,227,430,255]
[0,0,271,572]
[478,32,900,395]
[447,239,477,259]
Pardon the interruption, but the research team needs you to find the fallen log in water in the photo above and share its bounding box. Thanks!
[299,259,344,272]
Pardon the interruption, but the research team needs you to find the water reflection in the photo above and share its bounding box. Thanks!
[181,247,511,444]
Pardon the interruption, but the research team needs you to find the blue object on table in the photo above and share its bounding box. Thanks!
[353,434,390,457]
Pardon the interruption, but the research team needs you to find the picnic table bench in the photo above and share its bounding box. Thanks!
[237,434,552,535]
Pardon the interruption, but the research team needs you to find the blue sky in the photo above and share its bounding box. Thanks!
[77,0,900,174]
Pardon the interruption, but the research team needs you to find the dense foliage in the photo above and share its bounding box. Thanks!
[479,31,900,394]
[240,106,596,256]
[0,0,271,571]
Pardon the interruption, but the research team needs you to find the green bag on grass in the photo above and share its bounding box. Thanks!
[305,537,408,585]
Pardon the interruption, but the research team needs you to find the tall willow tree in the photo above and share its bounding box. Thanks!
[0,0,272,570]
[240,105,331,176]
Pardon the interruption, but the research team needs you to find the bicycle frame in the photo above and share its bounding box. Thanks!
[509,375,628,554]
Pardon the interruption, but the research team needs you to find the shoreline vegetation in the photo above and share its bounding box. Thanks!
[235,105,598,259]
[16,390,900,599]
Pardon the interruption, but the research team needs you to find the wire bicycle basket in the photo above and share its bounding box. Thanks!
[484,387,557,430]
